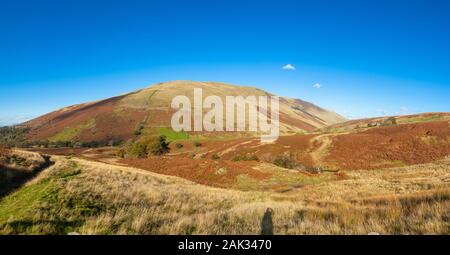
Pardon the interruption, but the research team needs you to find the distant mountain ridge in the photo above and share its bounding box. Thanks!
[23,80,346,142]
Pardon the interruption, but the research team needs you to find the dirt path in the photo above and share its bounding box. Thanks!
[309,134,334,166]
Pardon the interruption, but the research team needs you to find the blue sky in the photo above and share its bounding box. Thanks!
[1,0,449,126]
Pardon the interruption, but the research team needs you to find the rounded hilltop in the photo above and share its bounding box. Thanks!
[20,80,345,143]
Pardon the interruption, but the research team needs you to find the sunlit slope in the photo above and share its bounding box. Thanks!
[23,81,345,142]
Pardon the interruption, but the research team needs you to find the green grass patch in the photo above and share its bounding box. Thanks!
[49,119,96,142]
[0,162,108,234]
[158,127,189,141]
[0,179,57,223]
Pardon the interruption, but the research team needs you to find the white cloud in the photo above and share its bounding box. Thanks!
[313,83,322,89]
[282,64,295,70]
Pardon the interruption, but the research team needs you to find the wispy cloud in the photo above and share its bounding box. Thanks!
[313,83,322,89]
[282,64,295,70]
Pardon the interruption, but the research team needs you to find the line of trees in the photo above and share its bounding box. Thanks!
[0,126,29,147]
[0,126,124,149]
[21,139,123,149]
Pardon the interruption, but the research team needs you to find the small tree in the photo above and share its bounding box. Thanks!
[133,123,144,136]
[128,142,148,158]
[149,135,170,156]
[273,155,296,169]
[116,147,126,158]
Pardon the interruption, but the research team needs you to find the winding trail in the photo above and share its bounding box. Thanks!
[309,134,334,166]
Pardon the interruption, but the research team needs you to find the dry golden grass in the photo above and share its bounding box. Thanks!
[1,155,448,235]
[1,150,48,171]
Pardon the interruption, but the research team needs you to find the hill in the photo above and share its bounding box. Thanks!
[21,81,345,143]
[321,112,450,133]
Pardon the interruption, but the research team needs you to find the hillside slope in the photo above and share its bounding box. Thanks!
[23,81,345,143]
[0,155,448,234]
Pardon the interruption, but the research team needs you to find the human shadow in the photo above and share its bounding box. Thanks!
[260,208,274,235]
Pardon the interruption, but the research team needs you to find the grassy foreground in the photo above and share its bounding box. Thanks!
[0,156,449,234]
